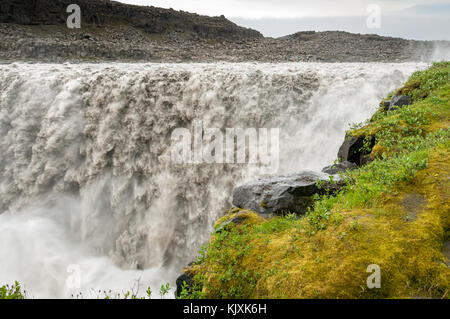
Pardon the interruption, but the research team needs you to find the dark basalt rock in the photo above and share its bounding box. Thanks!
[0,0,262,41]
[381,100,391,111]
[232,171,343,217]
[1,3,446,63]
[322,161,357,175]
[383,95,412,112]
[388,95,411,111]
[337,134,375,166]
[175,272,194,298]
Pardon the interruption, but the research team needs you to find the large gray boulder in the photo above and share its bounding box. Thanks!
[232,171,342,216]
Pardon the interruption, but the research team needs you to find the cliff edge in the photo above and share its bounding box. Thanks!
[1,0,449,62]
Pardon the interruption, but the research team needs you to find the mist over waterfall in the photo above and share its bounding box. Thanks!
[0,62,427,298]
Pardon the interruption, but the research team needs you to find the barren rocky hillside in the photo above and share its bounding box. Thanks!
[0,0,449,62]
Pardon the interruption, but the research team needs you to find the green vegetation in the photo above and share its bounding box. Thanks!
[185,62,450,299]
[0,282,26,299]
[74,283,172,299]
[2,63,449,300]
[0,282,172,299]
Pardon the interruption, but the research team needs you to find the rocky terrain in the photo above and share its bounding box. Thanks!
[1,0,449,62]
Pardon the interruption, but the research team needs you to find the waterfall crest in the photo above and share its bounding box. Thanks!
[0,62,426,298]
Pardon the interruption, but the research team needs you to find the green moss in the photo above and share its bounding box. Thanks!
[188,62,450,299]
[397,62,450,102]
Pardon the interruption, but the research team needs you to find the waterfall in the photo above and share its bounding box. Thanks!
[0,62,426,298]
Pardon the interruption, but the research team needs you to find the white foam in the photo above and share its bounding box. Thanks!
[0,62,428,298]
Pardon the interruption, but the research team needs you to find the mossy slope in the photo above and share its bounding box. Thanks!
[187,62,450,299]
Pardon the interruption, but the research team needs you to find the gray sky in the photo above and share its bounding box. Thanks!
[117,1,450,40]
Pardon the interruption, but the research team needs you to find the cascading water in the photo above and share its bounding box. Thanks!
[0,62,427,298]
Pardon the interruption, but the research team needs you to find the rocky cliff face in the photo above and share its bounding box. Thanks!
[0,0,262,40]
[0,0,449,62]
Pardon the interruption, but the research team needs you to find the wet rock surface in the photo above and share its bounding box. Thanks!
[232,171,343,216]
[1,0,448,62]
[385,95,412,112]
[338,134,376,166]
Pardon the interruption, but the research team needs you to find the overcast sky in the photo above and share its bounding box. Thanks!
[117,0,450,40]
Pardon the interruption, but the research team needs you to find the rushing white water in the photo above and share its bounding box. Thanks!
[0,62,427,298]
